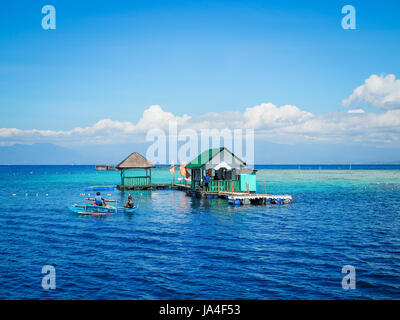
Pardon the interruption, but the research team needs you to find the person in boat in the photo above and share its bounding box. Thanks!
[94,192,107,206]
[124,194,134,210]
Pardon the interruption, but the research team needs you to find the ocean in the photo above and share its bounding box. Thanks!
[0,165,399,299]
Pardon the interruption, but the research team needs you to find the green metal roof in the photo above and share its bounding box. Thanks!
[186,147,224,168]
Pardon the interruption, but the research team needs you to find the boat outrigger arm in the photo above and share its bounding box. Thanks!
[85,198,119,203]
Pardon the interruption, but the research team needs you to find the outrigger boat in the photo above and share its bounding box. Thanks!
[69,198,139,215]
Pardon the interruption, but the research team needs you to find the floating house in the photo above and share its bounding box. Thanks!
[116,152,155,189]
[112,149,292,205]
[95,164,116,171]
[186,147,257,193]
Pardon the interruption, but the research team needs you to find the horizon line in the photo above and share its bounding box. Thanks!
[1,163,400,166]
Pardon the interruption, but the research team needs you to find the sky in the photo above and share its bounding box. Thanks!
[0,0,400,163]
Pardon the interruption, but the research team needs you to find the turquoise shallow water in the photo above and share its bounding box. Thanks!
[1,165,400,299]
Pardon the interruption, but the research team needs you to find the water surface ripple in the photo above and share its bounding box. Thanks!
[1,165,400,299]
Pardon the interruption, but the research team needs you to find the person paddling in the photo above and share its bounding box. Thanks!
[94,192,107,206]
[124,194,134,210]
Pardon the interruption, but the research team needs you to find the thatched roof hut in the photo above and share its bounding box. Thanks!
[116,152,155,187]
[116,152,155,169]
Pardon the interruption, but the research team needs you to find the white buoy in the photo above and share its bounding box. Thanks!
[12,194,16,197]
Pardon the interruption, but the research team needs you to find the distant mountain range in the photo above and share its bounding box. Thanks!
[0,142,400,165]
[0,143,147,165]
[0,143,90,165]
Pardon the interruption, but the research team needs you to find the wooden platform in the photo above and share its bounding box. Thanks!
[222,192,292,201]
[116,183,292,205]
[116,183,191,191]
[186,190,293,205]
[225,192,292,205]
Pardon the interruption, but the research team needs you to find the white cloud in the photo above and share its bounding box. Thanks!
[136,105,191,131]
[348,108,365,114]
[342,74,400,109]
[2,102,400,147]
[242,103,314,129]
[0,105,190,145]
[276,110,400,144]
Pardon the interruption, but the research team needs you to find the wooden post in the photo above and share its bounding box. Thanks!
[231,181,234,195]
[246,183,250,194]
[264,184,267,195]
[218,181,220,194]
[148,168,151,186]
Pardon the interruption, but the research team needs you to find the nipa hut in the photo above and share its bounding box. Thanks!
[116,152,155,187]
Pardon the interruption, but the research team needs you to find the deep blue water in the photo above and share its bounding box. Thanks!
[254,164,400,170]
[1,165,400,299]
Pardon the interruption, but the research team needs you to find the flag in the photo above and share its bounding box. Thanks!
[180,162,191,179]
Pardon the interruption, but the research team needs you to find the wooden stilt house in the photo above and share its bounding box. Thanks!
[185,147,257,192]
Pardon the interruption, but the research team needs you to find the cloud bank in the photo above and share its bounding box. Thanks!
[2,74,400,147]
[342,74,400,109]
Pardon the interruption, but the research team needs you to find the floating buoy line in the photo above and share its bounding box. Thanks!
[9,192,113,197]
[10,193,49,197]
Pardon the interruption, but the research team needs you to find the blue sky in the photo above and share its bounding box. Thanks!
[1,0,400,163]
